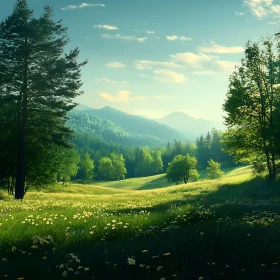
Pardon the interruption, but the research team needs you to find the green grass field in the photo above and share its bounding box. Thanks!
[1,166,280,279]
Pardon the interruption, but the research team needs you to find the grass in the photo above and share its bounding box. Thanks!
[1,166,280,279]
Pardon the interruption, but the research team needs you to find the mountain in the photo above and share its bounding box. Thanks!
[157,112,225,138]
[68,106,187,147]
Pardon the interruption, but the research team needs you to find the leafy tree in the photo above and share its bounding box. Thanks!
[80,153,94,181]
[98,157,115,181]
[166,154,199,185]
[0,0,87,198]
[206,159,224,179]
[110,153,127,180]
[223,35,280,179]
[57,149,80,184]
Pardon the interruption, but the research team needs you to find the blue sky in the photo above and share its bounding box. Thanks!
[1,0,280,122]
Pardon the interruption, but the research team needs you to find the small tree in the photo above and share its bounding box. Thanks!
[81,153,94,182]
[206,159,224,179]
[57,149,80,184]
[166,154,199,185]
[110,153,127,180]
[98,157,115,181]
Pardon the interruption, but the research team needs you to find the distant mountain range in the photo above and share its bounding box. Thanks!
[157,112,225,138]
[68,105,186,147]
[69,105,225,146]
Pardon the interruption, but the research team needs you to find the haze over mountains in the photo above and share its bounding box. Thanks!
[157,112,225,138]
[71,105,225,146]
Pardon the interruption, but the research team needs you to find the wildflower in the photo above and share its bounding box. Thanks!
[157,266,163,271]
[2,257,7,261]
[84,267,90,271]
[163,252,171,256]
[198,277,204,280]
[42,256,47,260]
[127,257,136,265]
[62,271,68,277]
[261,264,265,267]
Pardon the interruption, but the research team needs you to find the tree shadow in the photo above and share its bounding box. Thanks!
[136,176,175,190]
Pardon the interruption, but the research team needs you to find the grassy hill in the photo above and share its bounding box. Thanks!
[1,166,280,279]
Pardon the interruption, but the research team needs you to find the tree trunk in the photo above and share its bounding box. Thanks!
[15,33,28,200]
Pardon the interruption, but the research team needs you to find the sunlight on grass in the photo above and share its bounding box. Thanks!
[2,166,280,279]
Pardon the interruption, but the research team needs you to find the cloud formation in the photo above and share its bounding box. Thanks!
[134,60,181,70]
[94,25,118,30]
[154,69,186,83]
[235,11,244,16]
[106,62,126,68]
[95,78,128,84]
[170,52,212,68]
[166,35,192,41]
[244,0,280,19]
[98,91,146,102]
[146,30,155,34]
[101,34,147,42]
[62,3,105,10]
[215,60,239,73]
[199,44,244,54]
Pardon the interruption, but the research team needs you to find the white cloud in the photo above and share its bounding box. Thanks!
[267,21,277,24]
[95,78,128,84]
[106,62,126,68]
[166,35,192,41]
[153,69,186,83]
[62,3,105,10]
[134,60,181,70]
[199,44,244,54]
[98,91,146,102]
[94,25,118,30]
[215,60,239,73]
[244,0,280,19]
[170,52,212,68]
[146,30,155,34]
[101,34,147,42]
[235,11,244,16]
[193,70,219,75]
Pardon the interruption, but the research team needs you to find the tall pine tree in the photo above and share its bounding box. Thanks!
[0,0,87,198]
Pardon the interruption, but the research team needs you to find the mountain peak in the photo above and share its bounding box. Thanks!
[100,106,120,112]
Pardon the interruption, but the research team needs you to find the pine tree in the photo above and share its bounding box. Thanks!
[0,0,87,198]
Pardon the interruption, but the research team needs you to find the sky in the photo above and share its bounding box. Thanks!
[1,0,280,122]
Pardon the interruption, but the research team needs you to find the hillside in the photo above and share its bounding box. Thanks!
[68,106,187,147]
[157,111,225,137]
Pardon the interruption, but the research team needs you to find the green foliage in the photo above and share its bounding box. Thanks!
[223,35,280,179]
[110,153,127,180]
[81,153,95,181]
[57,149,80,184]
[0,0,86,198]
[98,157,115,181]
[206,159,224,180]
[196,128,235,169]
[251,158,266,176]
[166,154,199,184]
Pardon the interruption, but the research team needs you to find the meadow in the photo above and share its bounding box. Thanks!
[1,167,280,279]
